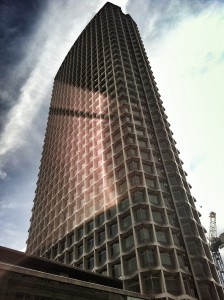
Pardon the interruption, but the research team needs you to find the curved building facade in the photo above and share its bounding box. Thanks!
[26,2,224,299]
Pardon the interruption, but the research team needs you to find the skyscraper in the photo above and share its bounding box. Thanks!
[26,2,224,299]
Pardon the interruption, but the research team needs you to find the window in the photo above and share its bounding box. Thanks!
[146,177,156,188]
[77,227,83,240]
[128,159,140,171]
[143,163,153,173]
[132,190,145,203]
[135,208,148,222]
[135,126,144,136]
[115,153,123,165]
[67,233,74,246]
[144,275,161,294]
[170,176,179,186]
[87,220,94,233]
[129,174,142,186]
[117,180,127,194]
[87,237,94,251]
[121,214,131,229]
[124,135,135,145]
[98,249,106,264]
[152,211,163,223]
[140,249,155,267]
[77,244,83,256]
[187,240,199,255]
[127,147,137,157]
[106,174,114,187]
[109,222,118,237]
[156,230,168,244]
[127,278,140,293]
[160,180,169,191]
[97,213,105,226]
[134,118,143,126]
[138,138,148,148]
[138,227,152,243]
[111,242,119,257]
[118,197,129,211]
[87,256,94,270]
[140,150,150,160]
[112,263,121,278]
[68,250,73,263]
[116,166,125,179]
[126,256,137,274]
[149,193,160,205]
[161,252,173,267]
[98,230,105,244]
[166,276,180,295]
[107,206,116,218]
[123,234,134,250]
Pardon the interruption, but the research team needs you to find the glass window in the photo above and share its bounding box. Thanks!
[121,214,131,229]
[87,220,94,233]
[124,135,135,145]
[135,208,148,222]
[144,275,161,294]
[115,153,123,165]
[118,197,129,211]
[156,230,168,244]
[161,252,173,267]
[123,234,134,250]
[149,193,160,205]
[77,227,83,240]
[138,138,148,148]
[98,249,106,264]
[78,244,83,256]
[127,278,140,293]
[117,180,127,194]
[116,166,125,179]
[126,257,137,274]
[166,276,180,295]
[138,227,152,243]
[134,118,143,126]
[109,222,118,237]
[67,234,74,246]
[68,251,73,262]
[170,176,179,186]
[87,256,94,270]
[140,249,155,267]
[132,190,145,203]
[129,174,142,186]
[97,212,104,226]
[140,150,150,160]
[106,174,114,187]
[127,147,137,157]
[143,163,153,173]
[128,160,139,171]
[111,242,119,257]
[98,230,105,244]
[112,263,121,278]
[87,237,94,251]
[152,211,163,223]
[146,177,156,188]
[107,206,116,218]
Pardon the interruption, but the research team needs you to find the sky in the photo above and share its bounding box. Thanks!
[0,0,224,260]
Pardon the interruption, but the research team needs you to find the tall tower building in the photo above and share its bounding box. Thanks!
[26,2,224,299]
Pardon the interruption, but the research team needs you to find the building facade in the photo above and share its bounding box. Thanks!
[26,2,224,299]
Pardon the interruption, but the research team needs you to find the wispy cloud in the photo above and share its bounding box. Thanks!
[0,0,108,175]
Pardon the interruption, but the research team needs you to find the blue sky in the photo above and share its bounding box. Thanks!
[0,0,224,259]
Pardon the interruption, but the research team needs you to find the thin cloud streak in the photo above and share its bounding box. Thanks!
[0,0,105,173]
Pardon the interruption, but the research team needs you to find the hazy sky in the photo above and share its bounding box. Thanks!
[0,0,224,258]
